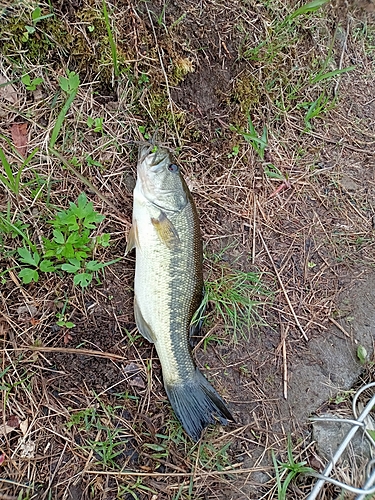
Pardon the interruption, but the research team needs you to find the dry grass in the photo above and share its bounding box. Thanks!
[1,0,375,498]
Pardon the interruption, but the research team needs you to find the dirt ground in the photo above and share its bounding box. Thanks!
[1,0,375,499]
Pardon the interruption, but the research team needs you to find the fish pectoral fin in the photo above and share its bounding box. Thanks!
[151,212,180,250]
[134,297,156,343]
[125,220,139,255]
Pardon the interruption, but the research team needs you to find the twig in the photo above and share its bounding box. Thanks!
[257,228,309,341]
[283,332,288,400]
[22,346,126,361]
[334,20,350,96]
[83,465,268,478]
[328,316,352,339]
[252,194,256,264]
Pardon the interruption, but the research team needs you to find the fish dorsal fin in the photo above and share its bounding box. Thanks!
[134,297,156,343]
[125,220,139,255]
[151,211,180,250]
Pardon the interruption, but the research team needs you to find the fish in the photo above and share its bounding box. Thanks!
[126,144,233,441]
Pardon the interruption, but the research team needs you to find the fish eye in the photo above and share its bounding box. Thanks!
[168,164,179,173]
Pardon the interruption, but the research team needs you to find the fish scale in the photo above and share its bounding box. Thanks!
[126,145,234,441]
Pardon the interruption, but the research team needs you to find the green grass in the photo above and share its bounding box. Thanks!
[102,0,118,78]
[193,266,267,343]
[0,147,39,195]
[272,436,314,500]
[231,115,268,159]
[50,70,80,148]
[235,0,353,133]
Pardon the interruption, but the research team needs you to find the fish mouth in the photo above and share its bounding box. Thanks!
[138,144,173,167]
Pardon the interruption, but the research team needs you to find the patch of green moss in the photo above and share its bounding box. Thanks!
[0,15,68,66]
[144,90,186,131]
[233,73,261,112]
[170,56,195,86]
[0,5,134,89]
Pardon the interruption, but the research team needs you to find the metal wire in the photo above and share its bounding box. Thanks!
[306,381,375,500]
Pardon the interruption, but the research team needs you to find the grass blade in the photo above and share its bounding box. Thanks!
[49,90,78,148]
[102,0,119,78]
[311,65,356,84]
[288,0,329,21]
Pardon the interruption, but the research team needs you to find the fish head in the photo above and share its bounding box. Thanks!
[137,145,188,212]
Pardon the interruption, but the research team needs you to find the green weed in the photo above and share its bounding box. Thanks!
[12,192,116,287]
[66,407,98,431]
[263,163,285,181]
[193,267,266,342]
[244,0,329,63]
[231,116,268,160]
[0,147,39,195]
[197,441,232,471]
[227,144,240,158]
[21,5,54,42]
[50,70,80,148]
[56,300,75,329]
[102,0,118,78]
[87,429,125,468]
[357,344,368,365]
[0,207,30,243]
[272,436,314,500]
[118,478,157,500]
[298,91,336,130]
[21,73,43,91]
[87,116,104,133]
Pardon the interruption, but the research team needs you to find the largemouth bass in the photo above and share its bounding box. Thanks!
[126,145,233,441]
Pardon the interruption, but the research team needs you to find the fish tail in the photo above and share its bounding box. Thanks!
[164,368,234,441]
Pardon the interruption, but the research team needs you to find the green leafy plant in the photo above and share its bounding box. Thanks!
[357,345,368,365]
[50,70,80,148]
[227,144,240,158]
[17,247,55,284]
[87,116,104,132]
[56,300,75,329]
[42,192,112,287]
[21,6,54,42]
[138,125,150,139]
[231,116,268,160]
[21,74,43,91]
[14,193,116,287]
[272,436,314,500]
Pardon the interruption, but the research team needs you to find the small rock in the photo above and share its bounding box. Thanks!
[312,413,372,463]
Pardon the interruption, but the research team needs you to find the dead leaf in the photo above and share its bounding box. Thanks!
[20,419,28,435]
[0,423,16,437]
[0,415,20,437]
[7,415,20,428]
[63,332,73,344]
[0,74,18,105]
[11,122,28,157]
[17,304,38,322]
[124,363,146,389]
[0,454,5,466]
